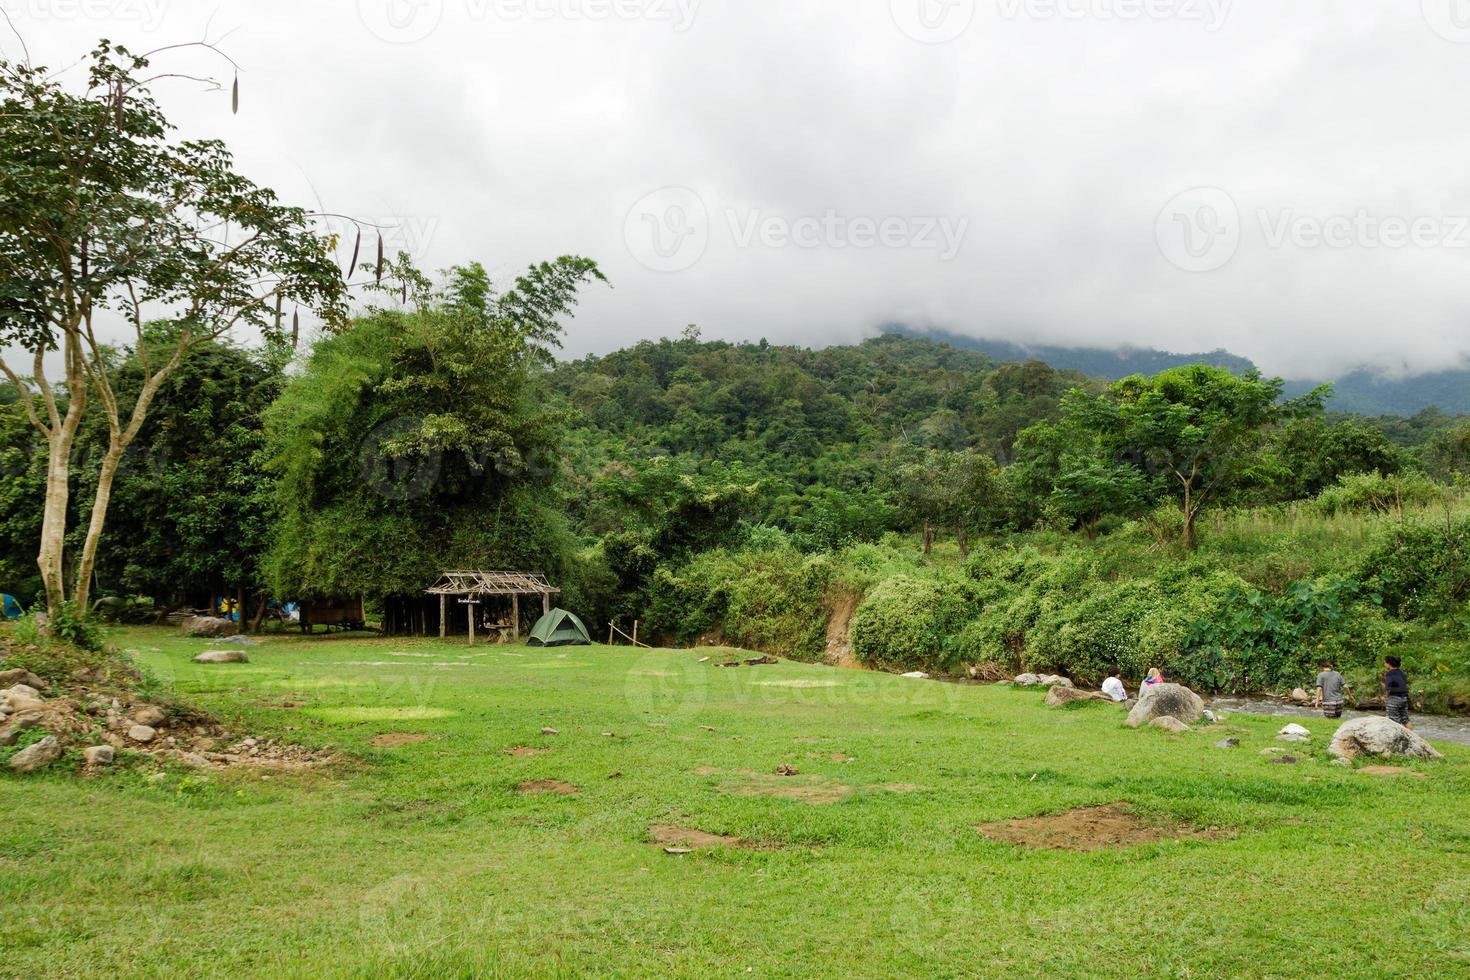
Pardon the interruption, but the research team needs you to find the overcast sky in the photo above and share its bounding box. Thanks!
[7,0,1470,378]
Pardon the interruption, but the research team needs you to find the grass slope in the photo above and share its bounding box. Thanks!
[2,628,1468,978]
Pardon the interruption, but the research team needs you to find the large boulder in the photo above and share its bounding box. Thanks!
[1329,718,1443,761]
[193,650,249,665]
[1044,685,1113,708]
[1013,673,1042,687]
[1126,683,1205,729]
[0,668,47,692]
[180,616,236,638]
[9,735,62,773]
[1038,675,1074,689]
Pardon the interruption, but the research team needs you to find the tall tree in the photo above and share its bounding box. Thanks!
[1060,366,1326,548]
[0,42,344,612]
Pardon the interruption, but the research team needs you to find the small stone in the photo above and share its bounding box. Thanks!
[132,705,166,727]
[9,735,62,773]
[128,724,157,743]
[1272,754,1300,765]
[193,650,249,664]
[1150,716,1191,734]
[540,727,559,736]
[4,684,40,700]
[1279,723,1312,738]
[84,745,115,766]
[4,694,45,714]
[1214,738,1240,749]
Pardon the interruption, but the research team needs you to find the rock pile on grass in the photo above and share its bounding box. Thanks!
[1,641,333,776]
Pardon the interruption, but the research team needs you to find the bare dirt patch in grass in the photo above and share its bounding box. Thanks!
[648,824,742,850]
[719,770,852,805]
[368,733,431,748]
[503,746,550,757]
[977,803,1215,852]
[1360,766,1428,779]
[516,779,579,796]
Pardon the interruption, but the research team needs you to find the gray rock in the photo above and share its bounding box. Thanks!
[0,711,42,745]
[219,634,259,646]
[1214,738,1240,749]
[0,668,47,692]
[193,650,249,665]
[1271,754,1300,765]
[179,615,236,638]
[3,683,41,700]
[83,745,115,766]
[1279,723,1312,739]
[1277,734,1310,743]
[1126,683,1206,728]
[1288,688,1313,705]
[128,724,157,744]
[1013,673,1042,687]
[9,735,62,773]
[1150,716,1191,734]
[1045,685,1112,708]
[1328,717,1443,761]
[1037,674,1074,689]
[132,705,167,727]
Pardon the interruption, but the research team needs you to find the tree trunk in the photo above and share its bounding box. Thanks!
[922,521,933,555]
[37,431,75,612]
[957,524,969,559]
[71,445,125,611]
[1181,482,1197,550]
[250,594,269,634]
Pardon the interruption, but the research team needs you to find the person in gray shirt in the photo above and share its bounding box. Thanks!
[1314,659,1349,719]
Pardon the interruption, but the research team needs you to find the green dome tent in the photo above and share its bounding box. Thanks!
[527,608,592,647]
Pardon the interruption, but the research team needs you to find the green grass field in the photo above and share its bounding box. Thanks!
[3,627,1469,978]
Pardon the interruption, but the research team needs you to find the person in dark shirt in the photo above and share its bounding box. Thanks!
[1382,656,1412,731]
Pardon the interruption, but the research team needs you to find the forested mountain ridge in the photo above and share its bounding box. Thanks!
[888,324,1470,416]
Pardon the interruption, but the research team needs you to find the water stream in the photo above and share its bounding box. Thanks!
[1207,697,1470,747]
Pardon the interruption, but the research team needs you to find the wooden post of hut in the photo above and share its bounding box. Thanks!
[542,593,550,616]
[511,594,519,641]
[439,594,447,639]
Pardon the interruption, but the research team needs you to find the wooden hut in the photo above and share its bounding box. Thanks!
[423,571,560,644]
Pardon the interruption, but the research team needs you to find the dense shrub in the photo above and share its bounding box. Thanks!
[1313,471,1444,516]
[850,573,975,673]
[1356,517,1470,621]
[645,545,834,660]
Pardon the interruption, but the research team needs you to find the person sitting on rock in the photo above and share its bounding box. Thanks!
[1382,656,1413,731]
[1314,658,1348,719]
[1140,667,1164,695]
[1101,667,1129,702]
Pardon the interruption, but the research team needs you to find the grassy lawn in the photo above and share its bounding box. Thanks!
[3,627,1469,978]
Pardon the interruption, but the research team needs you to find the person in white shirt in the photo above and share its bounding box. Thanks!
[1101,667,1128,702]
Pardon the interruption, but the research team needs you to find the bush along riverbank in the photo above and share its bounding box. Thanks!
[633,495,1470,715]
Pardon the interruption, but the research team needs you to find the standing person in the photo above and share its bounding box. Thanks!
[1382,656,1412,731]
[1101,667,1128,703]
[1314,659,1349,719]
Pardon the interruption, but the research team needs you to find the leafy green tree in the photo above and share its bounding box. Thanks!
[1060,366,1326,549]
[1266,417,1405,499]
[0,42,344,612]
[263,260,602,605]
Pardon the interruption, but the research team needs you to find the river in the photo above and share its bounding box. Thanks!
[1208,697,1470,747]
